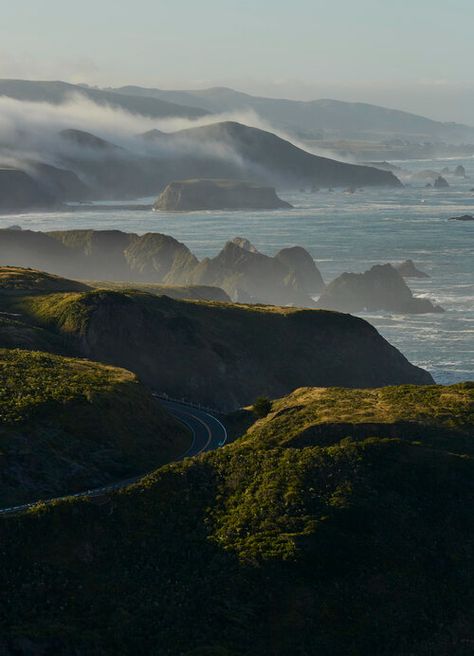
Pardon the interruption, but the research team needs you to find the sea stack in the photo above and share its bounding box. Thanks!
[153,179,292,211]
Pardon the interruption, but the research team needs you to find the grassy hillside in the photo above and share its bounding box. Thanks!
[0,266,89,292]
[1,287,433,409]
[241,384,474,453]
[1,383,473,655]
[0,348,189,506]
[87,279,231,302]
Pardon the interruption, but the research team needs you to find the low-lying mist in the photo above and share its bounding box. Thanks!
[0,92,350,171]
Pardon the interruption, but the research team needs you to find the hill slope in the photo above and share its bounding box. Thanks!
[116,85,474,142]
[166,121,401,187]
[1,287,433,409]
[1,382,473,655]
[0,348,189,506]
[0,79,209,119]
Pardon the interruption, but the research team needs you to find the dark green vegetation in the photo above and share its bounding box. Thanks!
[252,396,272,418]
[0,266,89,292]
[1,383,473,655]
[0,269,433,410]
[0,348,189,506]
[87,279,231,302]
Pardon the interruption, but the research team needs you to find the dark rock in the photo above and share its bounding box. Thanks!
[454,165,466,177]
[394,259,430,279]
[153,179,292,211]
[189,241,318,306]
[230,237,260,253]
[318,264,443,314]
[434,175,449,189]
[449,214,474,221]
[275,246,325,294]
[124,233,199,283]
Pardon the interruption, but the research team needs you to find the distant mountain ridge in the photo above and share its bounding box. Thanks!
[0,79,471,142]
[113,84,474,142]
[0,79,209,119]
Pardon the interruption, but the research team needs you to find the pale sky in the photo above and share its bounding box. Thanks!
[0,0,473,122]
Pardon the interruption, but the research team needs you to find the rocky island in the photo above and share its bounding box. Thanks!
[394,259,430,278]
[318,264,443,314]
[449,214,474,221]
[153,179,292,211]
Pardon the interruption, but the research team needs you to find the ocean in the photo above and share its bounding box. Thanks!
[1,156,473,384]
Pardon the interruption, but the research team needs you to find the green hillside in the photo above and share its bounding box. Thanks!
[0,283,433,410]
[1,383,473,655]
[0,348,189,506]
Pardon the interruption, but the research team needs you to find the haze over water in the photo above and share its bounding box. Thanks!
[2,155,473,385]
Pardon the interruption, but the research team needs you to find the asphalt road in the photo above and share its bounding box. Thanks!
[0,398,227,516]
[159,399,228,458]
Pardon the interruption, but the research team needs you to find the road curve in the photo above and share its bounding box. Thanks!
[0,398,227,517]
[159,399,227,458]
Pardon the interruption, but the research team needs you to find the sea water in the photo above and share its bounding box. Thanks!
[1,156,473,384]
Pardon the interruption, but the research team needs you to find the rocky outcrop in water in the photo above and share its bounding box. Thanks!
[189,240,323,306]
[317,264,443,314]
[0,229,326,307]
[394,259,430,279]
[449,214,474,221]
[153,179,292,211]
[434,175,449,189]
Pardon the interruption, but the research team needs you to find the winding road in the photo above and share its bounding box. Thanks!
[0,397,227,516]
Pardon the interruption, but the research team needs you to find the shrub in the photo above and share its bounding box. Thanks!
[253,396,272,418]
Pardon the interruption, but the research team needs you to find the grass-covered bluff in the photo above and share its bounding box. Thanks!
[0,276,433,410]
[0,348,189,505]
[1,382,473,655]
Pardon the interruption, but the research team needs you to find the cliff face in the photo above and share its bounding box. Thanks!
[0,230,325,307]
[318,264,443,314]
[153,178,292,211]
[275,246,325,294]
[0,230,199,284]
[189,240,324,305]
[0,169,57,211]
[13,290,433,410]
[124,232,199,283]
[189,241,315,305]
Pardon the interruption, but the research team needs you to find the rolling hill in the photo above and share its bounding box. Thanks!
[0,347,189,506]
[1,382,473,655]
[0,275,433,410]
[116,84,474,142]
[0,79,209,119]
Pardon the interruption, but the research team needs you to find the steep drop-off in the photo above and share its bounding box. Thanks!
[5,287,433,410]
[153,179,292,211]
[0,229,324,306]
[318,264,443,314]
